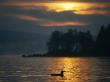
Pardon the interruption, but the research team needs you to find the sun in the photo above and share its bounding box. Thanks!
[42,2,80,12]
[62,3,74,10]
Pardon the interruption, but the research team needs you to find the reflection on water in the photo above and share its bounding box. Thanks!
[0,55,110,82]
[47,58,92,82]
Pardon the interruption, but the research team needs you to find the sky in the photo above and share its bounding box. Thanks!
[0,0,110,54]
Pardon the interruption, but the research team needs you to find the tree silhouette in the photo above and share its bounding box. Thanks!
[47,31,62,54]
[78,30,94,53]
[60,29,75,53]
[47,29,95,56]
[101,24,110,55]
[95,24,110,56]
[95,25,105,55]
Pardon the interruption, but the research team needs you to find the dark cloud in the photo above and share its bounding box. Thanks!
[1,2,110,32]
[0,3,110,34]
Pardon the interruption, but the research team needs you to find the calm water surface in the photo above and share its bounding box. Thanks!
[0,55,110,82]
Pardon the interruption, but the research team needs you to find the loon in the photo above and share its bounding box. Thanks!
[51,71,65,77]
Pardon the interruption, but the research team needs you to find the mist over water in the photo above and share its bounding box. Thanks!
[0,55,110,82]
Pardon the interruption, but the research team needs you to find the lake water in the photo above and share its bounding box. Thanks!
[0,55,110,82]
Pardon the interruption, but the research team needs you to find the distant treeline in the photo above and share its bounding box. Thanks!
[46,24,110,56]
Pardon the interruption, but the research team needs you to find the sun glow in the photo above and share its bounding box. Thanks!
[44,2,78,12]
[2,2,110,15]
[41,2,110,15]
[60,3,74,10]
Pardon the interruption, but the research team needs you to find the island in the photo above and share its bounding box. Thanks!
[22,24,110,57]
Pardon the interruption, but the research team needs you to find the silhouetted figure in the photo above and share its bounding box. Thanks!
[51,71,65,77]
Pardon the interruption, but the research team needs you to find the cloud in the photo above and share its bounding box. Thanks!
[15,15,40,21]
[1,7,110,28]
[0,1,110,33]
[0,2,110,16]
[42,21,87,27]
[6,14,87,27]
[1,0,110,3]
[15,15,87,27]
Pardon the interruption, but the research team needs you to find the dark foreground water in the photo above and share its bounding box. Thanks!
[0,55,110,82]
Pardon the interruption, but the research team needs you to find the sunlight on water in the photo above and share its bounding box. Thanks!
[0,55,110,82]
[47,57,93,82]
